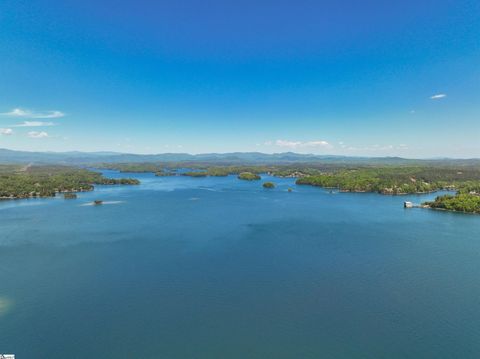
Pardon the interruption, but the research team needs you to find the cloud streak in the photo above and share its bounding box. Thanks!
[1,108,65,119]
[430,94,446,100]
[340,143,409,152]
[0,128,13,136]
[269,139,332,149]
[28,131,49,138]
[13,121,55,127]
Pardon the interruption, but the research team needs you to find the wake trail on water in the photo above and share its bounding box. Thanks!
[79,201,125,206]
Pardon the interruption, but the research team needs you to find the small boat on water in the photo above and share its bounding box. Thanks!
[94,200,103,205]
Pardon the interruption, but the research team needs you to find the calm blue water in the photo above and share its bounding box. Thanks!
[1,171,480,358]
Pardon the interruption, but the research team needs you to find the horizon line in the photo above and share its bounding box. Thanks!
[0,147,479,161]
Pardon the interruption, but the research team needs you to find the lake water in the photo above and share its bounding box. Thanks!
[1,171,480,358]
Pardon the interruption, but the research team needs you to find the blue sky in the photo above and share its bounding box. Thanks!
[0,0,479,157]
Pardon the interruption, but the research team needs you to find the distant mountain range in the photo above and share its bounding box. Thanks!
[0,148,479,166]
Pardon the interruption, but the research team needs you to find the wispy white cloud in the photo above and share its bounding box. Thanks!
[28,131,49,138]
[1,108,29,117]
[341,143,409,152]
[13,121,55,127]
[1,108,65,119]
[430,94,446,100]
[268,139,332,149]
[0,128,13,136]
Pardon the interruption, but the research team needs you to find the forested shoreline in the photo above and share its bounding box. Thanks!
[295,167,480,194]
[94,162,480,213]
[0,165,139,199]
[3,162,480,213]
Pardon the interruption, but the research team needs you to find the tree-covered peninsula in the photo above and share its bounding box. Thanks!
[96,163,271,178]
[423,193,480,214]
[155,170,176,177]
[296,167,480,195]
[0,165,139,199]
[174,165,268,177]
[183,171,208,177]
[90,161,480,215]
[422,183,480,214]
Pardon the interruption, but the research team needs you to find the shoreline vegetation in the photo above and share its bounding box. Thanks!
[93,162,480,214]
[96,163,316,178]
[294,167,480,213]
[3,162,480,214]
[0,165,139,199]
[295,168,480,193]
[422,193,480,214]
[182,171,208,177]
[238,172,261,180]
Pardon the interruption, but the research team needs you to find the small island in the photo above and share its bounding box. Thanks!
[263,182,275,188]
[155,170,176,177]
[238,172,261,181]
[85,162,480,216]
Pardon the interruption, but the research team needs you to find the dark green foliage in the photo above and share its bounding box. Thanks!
[100,163,163,173]
[263,182,275,188]
[183,171,208,177]
[456,181,480,194]
[155,170,176,177]
[94,163,315,178]
[203,168,230,176]
[296,167,480,195]
[238,172,261,180]
[424,194,480,213]
[0,165,139,199]
[181,166,268,177]
[88,162,480,206]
